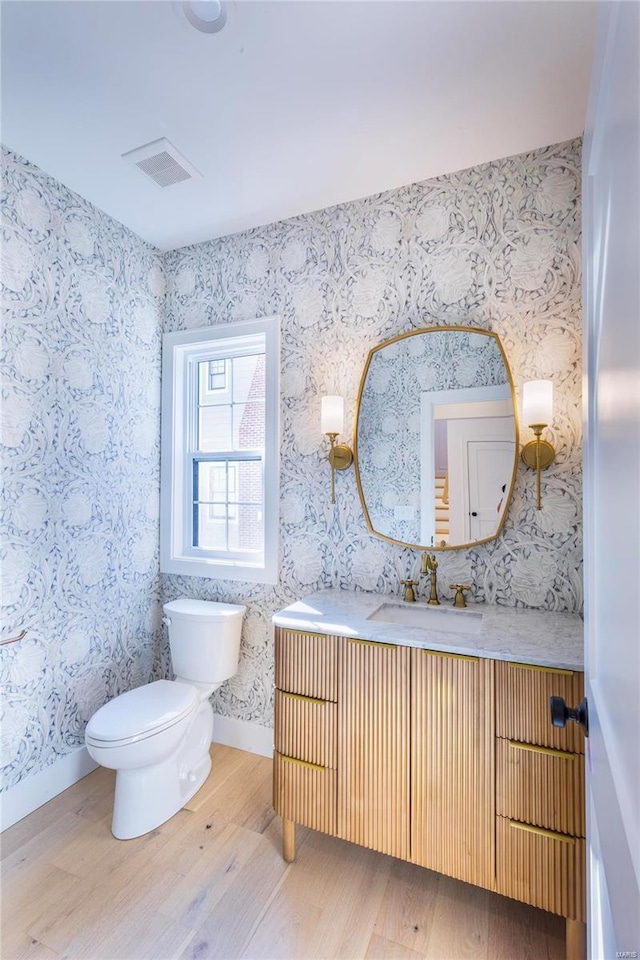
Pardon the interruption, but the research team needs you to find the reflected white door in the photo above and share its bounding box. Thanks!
[447,417,515,543]
[467,440,515,541]
[583,3,639,957]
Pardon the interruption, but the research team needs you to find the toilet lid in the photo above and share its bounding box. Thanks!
[163,597,246,622]
[85,680,198,744]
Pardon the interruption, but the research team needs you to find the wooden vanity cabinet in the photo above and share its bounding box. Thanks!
[338,638,410,860]
[411,649,494,889]
[495,660,586,937]
[273,629,340,846]
[273,629,586,960]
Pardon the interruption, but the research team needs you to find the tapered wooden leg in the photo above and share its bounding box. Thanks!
[566,918,586,960]
[282,818,296,862]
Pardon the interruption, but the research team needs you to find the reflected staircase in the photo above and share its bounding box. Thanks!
[435,475,449,546]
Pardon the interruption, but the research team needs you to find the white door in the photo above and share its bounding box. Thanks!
[466,440,515,541]
[447,417,515,543]
[583,3,639,957]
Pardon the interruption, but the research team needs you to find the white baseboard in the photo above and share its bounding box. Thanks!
[1,746,98,833]
[212,714,273,758]
[0,717,272,833]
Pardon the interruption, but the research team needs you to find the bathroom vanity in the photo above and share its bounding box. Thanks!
[272,590,585,960]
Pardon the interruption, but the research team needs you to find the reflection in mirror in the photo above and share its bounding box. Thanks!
[355,327,518,550]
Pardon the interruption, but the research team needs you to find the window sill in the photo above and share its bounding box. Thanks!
[160,554,278,584]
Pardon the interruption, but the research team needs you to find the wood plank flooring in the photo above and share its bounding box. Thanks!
[1,745,564,960]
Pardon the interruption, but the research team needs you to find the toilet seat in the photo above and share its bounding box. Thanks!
[85,679,198,748]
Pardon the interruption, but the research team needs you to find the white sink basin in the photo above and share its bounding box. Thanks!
[367,603,483,636]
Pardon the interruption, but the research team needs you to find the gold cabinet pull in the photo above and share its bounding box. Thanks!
[509,740,575,760]
[0,629,27,646]
[348,638,396,650]
[509,820,576,844]
[422,649,479,663]
[281,754,325,772]
[508,661,575,676]
[281,691,325,706]
[285,629,331,640]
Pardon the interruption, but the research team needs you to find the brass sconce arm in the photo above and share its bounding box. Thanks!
[521,424,555,510]
[326,433,353,504]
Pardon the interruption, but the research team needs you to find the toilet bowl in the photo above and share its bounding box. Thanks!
[85,598,246,840]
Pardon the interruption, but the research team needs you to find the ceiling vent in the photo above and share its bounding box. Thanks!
[121,138,201,188]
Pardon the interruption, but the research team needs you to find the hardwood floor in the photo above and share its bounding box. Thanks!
[1,745,565,960]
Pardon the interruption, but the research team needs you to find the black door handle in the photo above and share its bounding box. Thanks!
[550,696,589,737]
[471,511,478,517]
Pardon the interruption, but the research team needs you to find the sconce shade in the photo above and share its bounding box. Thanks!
[321,395,344,435]
[523,379,553,426]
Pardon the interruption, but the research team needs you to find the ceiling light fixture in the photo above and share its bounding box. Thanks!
[183,0,226,34]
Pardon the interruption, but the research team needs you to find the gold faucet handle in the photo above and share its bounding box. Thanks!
[400,579,419,603]
[449,584,471,608]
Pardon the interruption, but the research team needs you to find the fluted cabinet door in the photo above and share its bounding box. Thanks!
[411,649,495,890]
[338,639,410,860]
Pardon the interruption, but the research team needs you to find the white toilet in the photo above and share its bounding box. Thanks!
[85,597,246,840]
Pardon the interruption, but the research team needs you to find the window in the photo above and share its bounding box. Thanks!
[207,359,228,392]
[161,317,280,582]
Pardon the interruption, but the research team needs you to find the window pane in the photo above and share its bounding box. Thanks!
[209,363,227,391]
[195,461,259,502]
[194,506,228,551]
[235,460,262,504]
[197,462,228,502]
[232,353,265,404]
[233,401,266,449]
[194,502,262,554]
[227,503,262,553]
[198,405,232,451]
[198,360,230,406]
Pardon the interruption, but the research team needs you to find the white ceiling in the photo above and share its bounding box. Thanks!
[1,1,596,252]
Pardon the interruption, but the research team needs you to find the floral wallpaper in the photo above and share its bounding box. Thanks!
[163,138,583,729]
[0,139,582,785]
[357,329,510,544]
[1,147,164,789]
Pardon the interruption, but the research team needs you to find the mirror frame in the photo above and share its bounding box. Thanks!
[353,325,520,552]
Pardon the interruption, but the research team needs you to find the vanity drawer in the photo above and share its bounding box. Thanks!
[273,751,336,836]
[274,690,337,768]
[275,628,339,701]
[496,738,585,837]
[496,816,586,920]
[496,660,585,754]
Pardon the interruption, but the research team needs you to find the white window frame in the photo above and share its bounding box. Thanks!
[161,316,280,583]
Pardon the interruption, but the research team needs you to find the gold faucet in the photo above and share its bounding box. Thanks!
[421,553,440,606]
[400,579,419,603]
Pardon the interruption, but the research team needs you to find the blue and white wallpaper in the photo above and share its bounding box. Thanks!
[1,137,582,788]
[163,138,583,729]
[1,147,164,789]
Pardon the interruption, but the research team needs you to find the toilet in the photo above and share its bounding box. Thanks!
[85,597,246,840]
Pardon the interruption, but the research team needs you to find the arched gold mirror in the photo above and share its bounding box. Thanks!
[354,326,519,550]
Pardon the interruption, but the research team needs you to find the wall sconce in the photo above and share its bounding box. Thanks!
[521,380,555,510]
[321,396,353,504]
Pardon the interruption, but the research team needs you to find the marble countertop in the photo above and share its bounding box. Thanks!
[273,589,584,671]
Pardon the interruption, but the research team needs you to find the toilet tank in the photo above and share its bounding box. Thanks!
[162,598,246,685]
